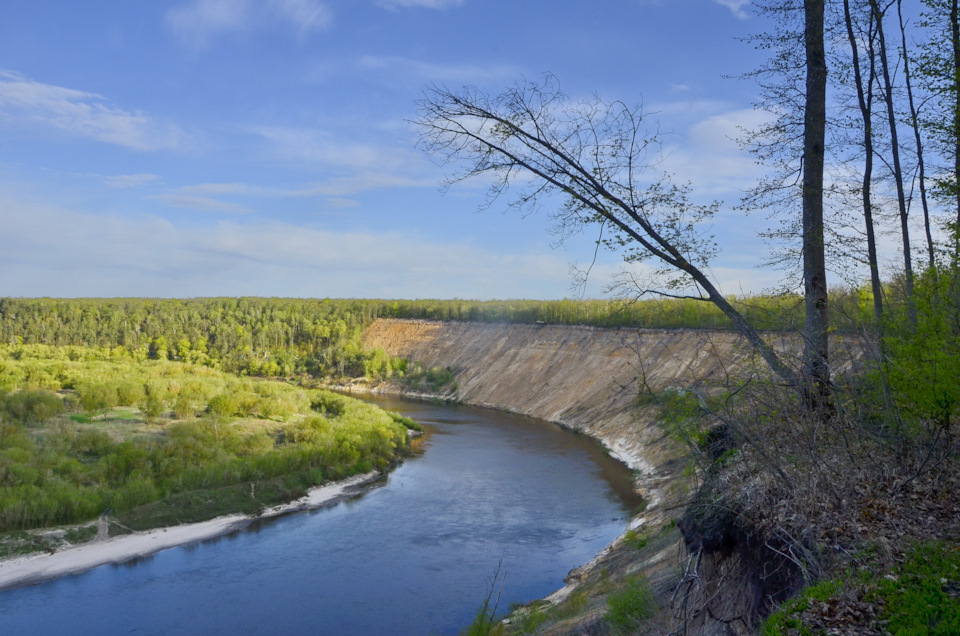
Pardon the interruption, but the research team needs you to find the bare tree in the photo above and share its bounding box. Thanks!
[898,0,937,271]
[870,0,918,324]
[843,0,885,320]
[415,76,796,386]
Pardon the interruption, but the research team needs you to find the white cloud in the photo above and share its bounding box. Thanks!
[294,173,436,196]
[269,0,331,34]
[102,174,163,189]
[323,197,360,208]
[165,0,253,48]
[0,192,583,299]
[165,0,331,48]
[179,182,252,195]
[245,125,441,194]
[713,0,751,19]
[0,71,184,151]
[150,193,256,213]
[375,0,464,10]
[659,107,774,197]
[358,55,519,83]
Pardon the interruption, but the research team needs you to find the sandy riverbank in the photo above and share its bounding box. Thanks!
[0,471,382,591]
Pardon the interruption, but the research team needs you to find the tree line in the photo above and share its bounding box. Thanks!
[0,293,881,376]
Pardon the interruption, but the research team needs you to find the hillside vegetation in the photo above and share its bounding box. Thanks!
[0,343,416,557]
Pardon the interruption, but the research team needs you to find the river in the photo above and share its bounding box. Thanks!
[0,396,642,635]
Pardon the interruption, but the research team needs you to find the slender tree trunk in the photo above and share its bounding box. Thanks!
[899,0,936,270]
[845,0,884,321]
[803,0,831,403]
[952,0,960,229]
[872,0,917,325]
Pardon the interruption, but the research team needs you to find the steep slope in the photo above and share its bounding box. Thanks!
[360,319,867,634]
[363,319,792,505]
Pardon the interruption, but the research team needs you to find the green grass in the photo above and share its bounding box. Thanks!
[873,542,960,635]
[604,573,657,635]
[0,348,414,543]
[63,524,98,544]
[0,530,61,559]
[762,542,960,636]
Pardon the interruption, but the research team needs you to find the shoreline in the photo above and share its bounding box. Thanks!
[0,471,382,592]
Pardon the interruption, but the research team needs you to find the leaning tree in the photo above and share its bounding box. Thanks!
[415,75,797,388]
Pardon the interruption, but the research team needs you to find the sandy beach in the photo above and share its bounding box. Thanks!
[0,471,382,591]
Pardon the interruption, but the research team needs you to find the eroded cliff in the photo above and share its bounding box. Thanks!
[362,319,796,506]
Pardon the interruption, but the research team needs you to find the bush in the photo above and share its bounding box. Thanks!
[1,390,64,426]
[206,393,238,418]
[604,573,656,635]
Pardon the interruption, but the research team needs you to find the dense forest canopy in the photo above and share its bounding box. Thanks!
[0,294,878,381]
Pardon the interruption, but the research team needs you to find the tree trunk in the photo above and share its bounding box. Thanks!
[952,0,960,229]
[899,0,937,271]
[802,0,831,405]
[844,0,884,321]
[871,0,917,326]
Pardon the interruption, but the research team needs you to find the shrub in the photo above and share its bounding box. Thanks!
[604,573,656,635]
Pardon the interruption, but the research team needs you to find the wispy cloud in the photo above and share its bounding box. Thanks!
[102,173,163,188]
[172,172,436,199]
[165,0,331,48]
[713,0,751,19]
[165,0,253,48]
[0,192,583,299]
[269,0,331,35]
[375,0,464,10]
[0,71,184,151]
[179,182,252,195]
[323,197,360,208]
[358,55,519,83]
[150,193,256,213]
[659,107,773,197]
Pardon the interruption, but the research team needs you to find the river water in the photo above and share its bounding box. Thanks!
[0,396,642,635]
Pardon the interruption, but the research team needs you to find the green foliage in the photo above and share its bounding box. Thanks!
[762,543,960,636]
[623,528,649,550]
[140,393,165,422]
[760,579,842,636]
[881,264,960,433]
[604,573,657,635]
[460,564,507,636]
[648,388,706,446]
[388,411,423,431]
[874,542,960,635]
[2,390,64,427]
[0,348,413,534]
[403,363,459,393]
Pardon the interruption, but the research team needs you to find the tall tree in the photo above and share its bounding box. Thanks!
[843,0,885,320]
[918,0,960,230]
[898,0,937,271]
[802,0,831,401]
[870,0,917,325]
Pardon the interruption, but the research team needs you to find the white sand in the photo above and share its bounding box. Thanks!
[0,471,381,591]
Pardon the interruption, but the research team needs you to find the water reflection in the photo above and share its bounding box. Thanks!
[0,397,640,636]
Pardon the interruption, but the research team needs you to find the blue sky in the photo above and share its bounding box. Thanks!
[1,0,800,299]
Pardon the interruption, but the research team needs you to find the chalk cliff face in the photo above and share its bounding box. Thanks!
[362,318,793,511]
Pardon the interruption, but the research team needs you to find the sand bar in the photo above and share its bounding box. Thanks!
[0,471,382,591]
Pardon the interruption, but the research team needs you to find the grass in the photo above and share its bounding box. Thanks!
[0,350,416,550]
[873,542,960,635]
[604,572,657,635]
[0,530,61,559]
[761,541,960,635]
[63,524,98,544]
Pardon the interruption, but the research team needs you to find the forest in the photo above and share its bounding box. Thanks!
[0,337,419,556]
